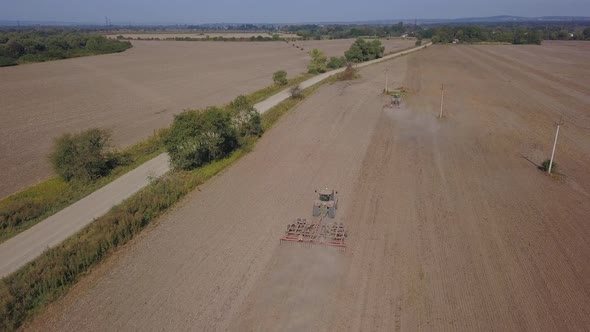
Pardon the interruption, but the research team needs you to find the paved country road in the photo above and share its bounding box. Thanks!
[0,43,430,278]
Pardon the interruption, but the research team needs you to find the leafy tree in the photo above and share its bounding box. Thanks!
[165,108,238,170]
[345,38,384,62]
[307,48,327,74]
[272,70,288,85]
[50,128,121,182]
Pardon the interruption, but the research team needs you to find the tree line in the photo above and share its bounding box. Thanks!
[285,22,590,44]
[285,23,409,40]
[0,29,132,67]
[417,25,542,44]
[418,23,590,45]
[117,34,283,42]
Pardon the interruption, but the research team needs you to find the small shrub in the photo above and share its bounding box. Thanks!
[290,85,303,99]
[327,56,346,69]
[415,39,422,46]
[337,63,359,81]
[272,70,288,85]
[49,128,121,182]
[538,159,557,172]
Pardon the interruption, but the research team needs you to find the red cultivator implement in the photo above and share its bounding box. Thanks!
[280,217,347,251]
[279,188,347,251]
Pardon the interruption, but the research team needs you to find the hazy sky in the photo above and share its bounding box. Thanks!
[2,0,589,24]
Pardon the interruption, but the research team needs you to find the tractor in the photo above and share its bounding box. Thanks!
[392,93,401,107]
[280,188,346,250]
[313,188,338,218]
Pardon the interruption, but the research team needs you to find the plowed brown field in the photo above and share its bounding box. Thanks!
[29,41,590,331]
[0,38,414,198]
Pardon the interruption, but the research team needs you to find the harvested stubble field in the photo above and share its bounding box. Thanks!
[0,39,412,199]
[27,41,590,331]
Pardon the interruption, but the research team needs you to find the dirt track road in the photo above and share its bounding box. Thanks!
[31,42,590,330]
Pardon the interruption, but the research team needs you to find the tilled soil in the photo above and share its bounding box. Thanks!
[29,42,590,331]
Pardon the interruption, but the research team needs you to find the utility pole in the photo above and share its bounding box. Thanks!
[439,84,444,118]
[385,69,389,93]
[548,116,564,175]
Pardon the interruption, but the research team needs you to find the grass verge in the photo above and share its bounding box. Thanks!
[0,73,314,244]
[0,71,339,331]
[0,130,167,244]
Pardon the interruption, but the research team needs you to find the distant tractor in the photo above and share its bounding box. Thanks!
[313,188,338,218]
[392,93,401,107]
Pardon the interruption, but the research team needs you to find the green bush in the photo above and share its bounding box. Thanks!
[0,56,16,67]
[49,129,122,182]
[345,38,385,62]
[228,95,264,138]
[272,70,288,85]
[327,56,346,69]
[165,108,238,170]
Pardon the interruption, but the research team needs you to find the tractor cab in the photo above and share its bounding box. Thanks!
[313,188,339,218]
[318,189,334,202]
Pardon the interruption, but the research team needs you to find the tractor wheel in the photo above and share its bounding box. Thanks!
[328,207,336,218]
[313,205,320,217]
